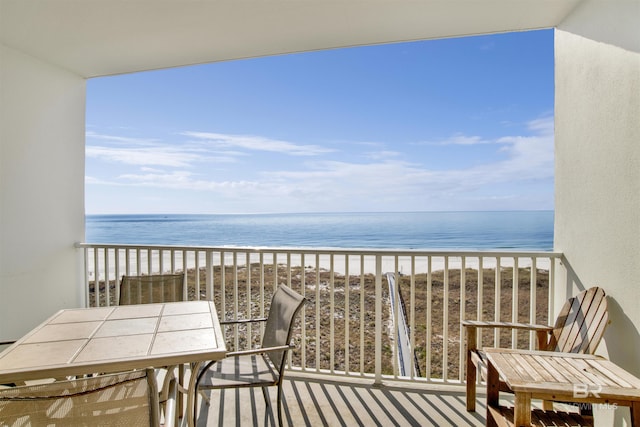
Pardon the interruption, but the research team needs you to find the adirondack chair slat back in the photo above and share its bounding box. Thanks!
[548,287,608,354]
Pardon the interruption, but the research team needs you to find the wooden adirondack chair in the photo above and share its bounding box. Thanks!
[463,286,609,412]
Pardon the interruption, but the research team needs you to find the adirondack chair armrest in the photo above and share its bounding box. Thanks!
[462,320,553,350]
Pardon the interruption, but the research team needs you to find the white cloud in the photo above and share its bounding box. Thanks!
[364,150,402,160]
[526,115,554,135]
[115,170,272,194]
[86,116,554,212]
[420,134,495,146]
[183,131,334,156]
[86,131,159,145]
[419,115,554,147]
[86,145,202,168]
[250,116,554,208]
[86,129,241,168]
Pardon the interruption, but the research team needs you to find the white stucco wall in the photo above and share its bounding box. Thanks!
[0,44,86,342]
[555,0,640,424]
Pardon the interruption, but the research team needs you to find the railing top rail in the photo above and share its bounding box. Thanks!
[75,242,561,258]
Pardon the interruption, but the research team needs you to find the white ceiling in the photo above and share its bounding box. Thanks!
[0,0,584,78]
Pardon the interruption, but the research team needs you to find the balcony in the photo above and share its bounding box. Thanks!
[77,243,561,425]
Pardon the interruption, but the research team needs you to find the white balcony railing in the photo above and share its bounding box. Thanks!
[76,243,561,386]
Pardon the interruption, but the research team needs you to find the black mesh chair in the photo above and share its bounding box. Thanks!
[194,284,306,427]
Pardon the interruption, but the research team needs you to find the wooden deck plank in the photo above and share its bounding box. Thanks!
[194,375,487,427]
[488,405,593,427]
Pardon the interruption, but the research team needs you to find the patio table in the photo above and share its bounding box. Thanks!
[485,348,640,427]
[0,300,226,427]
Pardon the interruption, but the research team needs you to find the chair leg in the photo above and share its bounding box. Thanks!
[178,364,185,417]
[466,351,477,412]
[277,384,283,427]
[261,386,270,407]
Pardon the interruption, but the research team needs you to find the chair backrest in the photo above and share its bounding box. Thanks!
[0,369,160,426]
[261,285,307,375]
[548,286,609,354]
[119,273,186,305]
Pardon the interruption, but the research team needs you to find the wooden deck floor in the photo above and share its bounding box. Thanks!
[193,373,488,427]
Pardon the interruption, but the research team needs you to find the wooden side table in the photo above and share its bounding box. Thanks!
[485,348,640,427]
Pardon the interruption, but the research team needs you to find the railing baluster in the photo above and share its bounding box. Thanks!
[530,256,537,349]
[103,248,110,307]
[425,255,432,380]
[512,257,519,348]
[77,243,561,384]
[359,255,365,376]
[124,248,130,277]
[272,253,277,292]
[113,248,121,306]
[246,252,252,351]
[233,251,239,349]
[548,257,554,324]
[459,256,466,382]
[494,256,501,347]
[259,252,265,338]
[314,253,319,372]
[410,255,416,380]
[205,250,213,302]
[300,253,306,371]
[135,248,141,276]
[374,254,382,385]
[344,255,350,375]
[193,250,199,301]
[85,247,92,307]
[221,251,226,323]
[329,253,335,375]
[443,256,449,381]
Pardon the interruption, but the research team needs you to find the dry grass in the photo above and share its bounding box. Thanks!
[90,265,549,379]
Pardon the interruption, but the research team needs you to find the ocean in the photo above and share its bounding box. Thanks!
[85,211,554,251]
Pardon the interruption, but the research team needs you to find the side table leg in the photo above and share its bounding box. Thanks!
[466,326,477,412]
[487,361,499,427]
[513,392,531,427]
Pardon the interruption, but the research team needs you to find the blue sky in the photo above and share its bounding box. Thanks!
[85,29,554,214]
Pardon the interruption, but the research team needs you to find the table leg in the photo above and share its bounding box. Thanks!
[487,361,499,427]
[187,361,203,427]
[466,326,477,412]
[513,391,531,427]
[631,401,640,427]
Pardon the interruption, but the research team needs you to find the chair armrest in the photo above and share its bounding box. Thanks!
[462,320,553,332]
[227,344,292,357]
[462,320,553,351]
[220,317,268,325]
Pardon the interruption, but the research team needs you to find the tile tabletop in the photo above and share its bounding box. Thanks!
[0,301,226,383]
